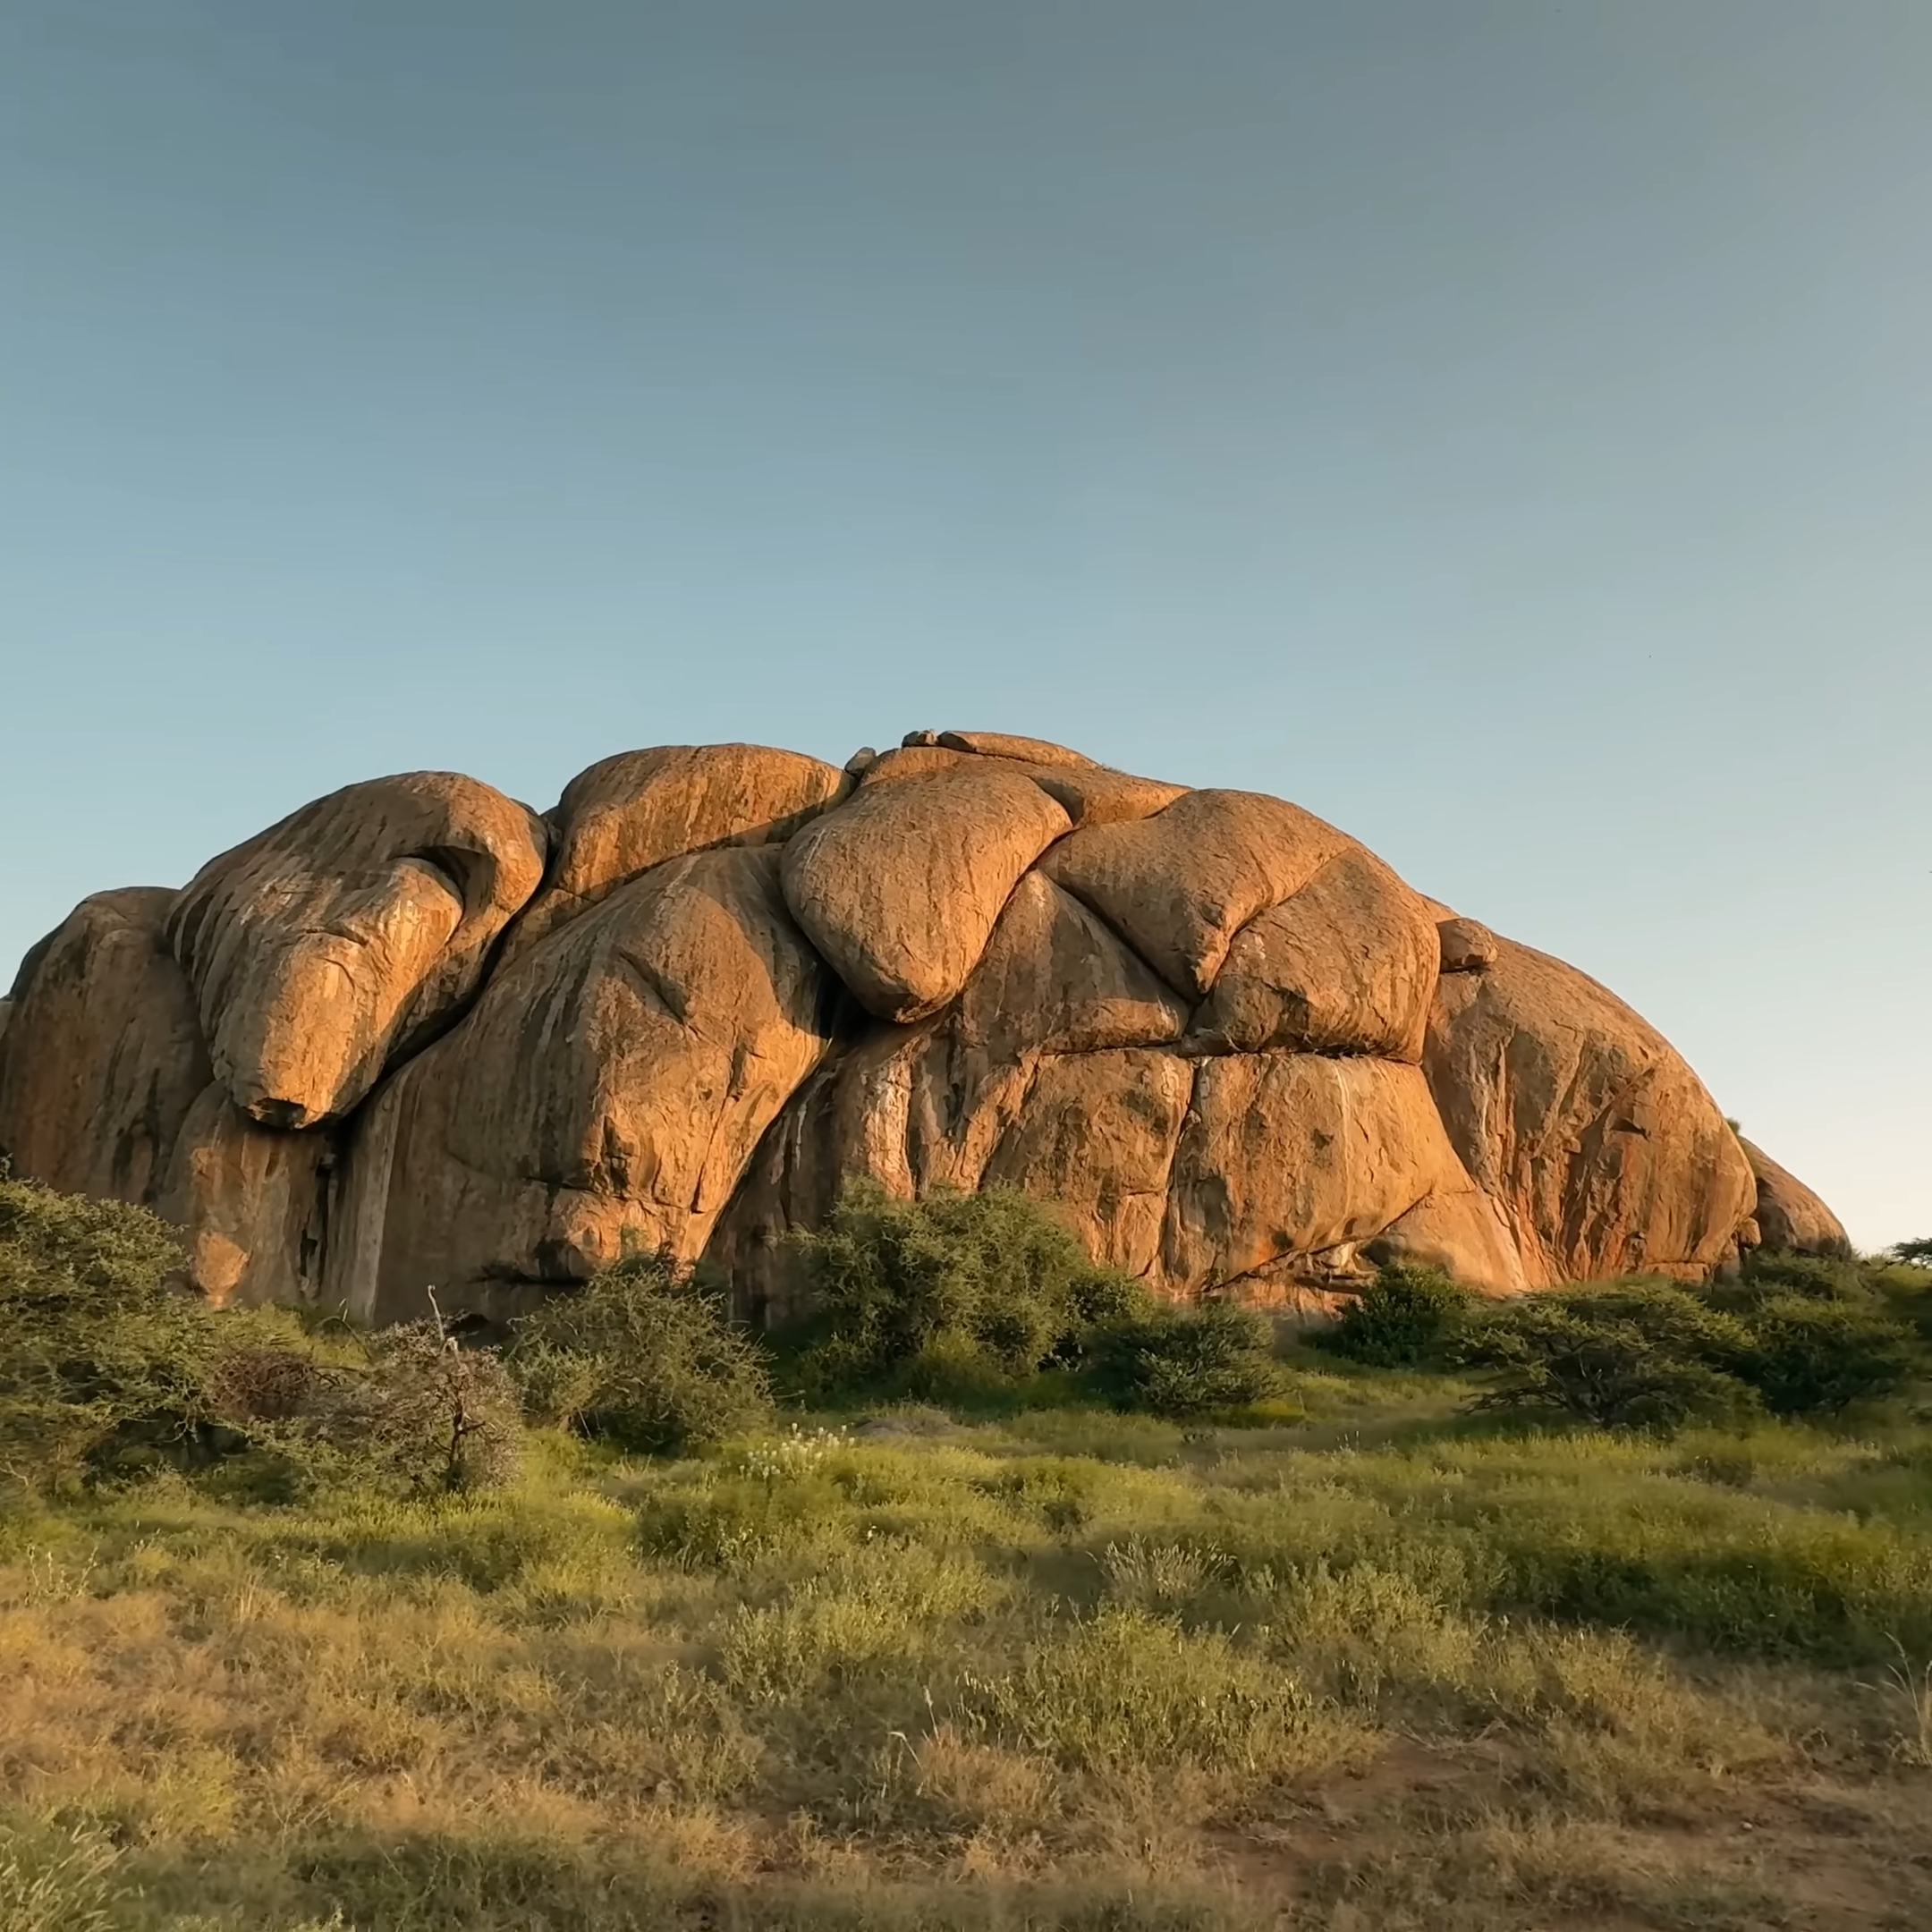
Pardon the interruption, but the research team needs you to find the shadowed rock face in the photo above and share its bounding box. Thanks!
[1740,1139,1852,1259]
[0,730,1832,1318]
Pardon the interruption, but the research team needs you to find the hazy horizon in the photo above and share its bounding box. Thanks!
[2,4,1926,1247]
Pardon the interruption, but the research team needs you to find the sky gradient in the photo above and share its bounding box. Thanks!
[2,3,1927,1247]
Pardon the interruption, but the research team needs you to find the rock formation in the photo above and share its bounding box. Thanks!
[0,732,1841,1324]
[1740,1138,1853,1259]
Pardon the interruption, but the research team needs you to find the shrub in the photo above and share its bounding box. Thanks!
[1319,1263,1471,1367]
[510,1250,772,1455]
[1890,1237,1932,1267]
[0,1174,321,1489]
[1088,1302,1281,1419]
[302,1315,522,1493]
[0,1173,522,1497]
[787,1180,1152,1394]
[1737,1294,1917,1415]
[1730,1248,1875,1306]
[1458,1281,1760,1432]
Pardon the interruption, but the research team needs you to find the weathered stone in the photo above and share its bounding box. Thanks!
[328,846,837,1326]
[10,728,1818,1321]
[0,889,335,1304]
[1042,790,1353,997]
[1192,847,1438,1061]
[981,1050,1194,1280]
[157,1087,336,1306]
[855,744,975,788]
[781,766,1071,1023]
[1022,765,1191,829]
[508,743,849,956]
[704,879,1190,1315]
[1360,1188,1529,1294]
[1740,1139,1853,1258]
[0,889,209,1207]
[860,736,1183,830]
[1160,1054,1463,1292]
[936,729,1099,767]
[1437,917,1499,973]
[1424,936,1755,1282]
[167,772,547,1129]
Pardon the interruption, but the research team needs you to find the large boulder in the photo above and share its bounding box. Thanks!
[1040,790,1353,997]
[1190,847,1439,1061]
[166,772,548,1130]
[5,728,1816,1326]
[327,845,839,1326]
[1740,1139,1853,1258]
[0,888,209,1205]
[505,742,849,957]
[1423,935,1756,1282]
[780,764,1072,1023]
[0,889,333,1303]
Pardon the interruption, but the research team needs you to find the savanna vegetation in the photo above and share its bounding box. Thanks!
[4,1171,1932,1931]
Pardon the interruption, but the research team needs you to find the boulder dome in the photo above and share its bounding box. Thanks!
[0,733,1842,1324]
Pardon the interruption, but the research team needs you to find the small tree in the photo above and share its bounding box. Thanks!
[1457,1281,1759,1432]
[1738,1295,1917,1415]
[1891,1238,1932,1268]
[307,1295,521,1493]
[1088,1301,1281,1418]
[510,1250,772,1455]
[787,1180,1150,1393]
[1319,1264,1472,1367]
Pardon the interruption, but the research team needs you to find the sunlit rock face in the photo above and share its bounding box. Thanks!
[2,730,1807,1325]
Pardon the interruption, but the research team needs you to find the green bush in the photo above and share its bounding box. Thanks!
[1318,1263,1471,1367]
[1737,1294,1917,1415]
[510,1250,772,1455]
[1457,1280,1760,1432]
[1088,1301,1281,1418]
[1730,1247,1875,1305]
[0,1174,521,1497]
[784,1181,1284,1418]
[1459,1268,1927,1436]
[786,1180,1151,1395]
[0,1175,321,1488]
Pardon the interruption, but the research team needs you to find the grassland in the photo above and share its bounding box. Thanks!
[4,1352,1932,1931]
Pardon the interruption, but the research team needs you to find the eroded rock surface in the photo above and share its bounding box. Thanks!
[0,889,209,1206]
[1041,790,1352,997]
[0,889,334,1304]
[508,742,848,957]
[781,765,1071,1023]
[328,846,839,1325]
[1423,936,1756,1282]
[166,772,547,1129]
[4,729,1821,1326]
[1741,1138,1853,1258]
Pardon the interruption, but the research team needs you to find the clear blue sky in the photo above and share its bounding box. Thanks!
[2,4,1926,1248]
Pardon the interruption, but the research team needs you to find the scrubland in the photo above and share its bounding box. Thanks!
[4,1181,1932,1931]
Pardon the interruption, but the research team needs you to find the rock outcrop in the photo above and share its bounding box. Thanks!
[1422,936,1756,1282]
[326,846,838,1326]
[166,772,548,1130]
[0,887,334,1304]
[0,728,1836,1321]
[1740,1138,1853,1258]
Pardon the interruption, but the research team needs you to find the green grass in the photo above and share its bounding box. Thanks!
[4,1372,1932,1930]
